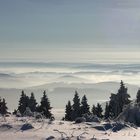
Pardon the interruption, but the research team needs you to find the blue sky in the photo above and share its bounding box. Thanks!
[0,0,140,62]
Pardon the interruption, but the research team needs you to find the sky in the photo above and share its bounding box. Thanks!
[0,0,140,63]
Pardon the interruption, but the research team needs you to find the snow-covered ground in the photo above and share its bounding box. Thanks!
[0,116,139,140]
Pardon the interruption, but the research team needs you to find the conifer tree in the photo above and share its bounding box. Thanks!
[108,93,118,118]
[72,91,81,120]
[0,97,2,111]
[0,98,8,115]
[108,81,131,118]
[18,90,29,115]
[29,92,37,112]
[104,102,110,119]
[65,100,73,121]
[23,107,33,117]
[136,89,140,103]
[81,95,90,115]
[39,91,52,118]
[91,105,97,115]
[117,80,130,114]
[96,103,103,118]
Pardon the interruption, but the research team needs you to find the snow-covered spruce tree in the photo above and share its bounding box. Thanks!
[80,95,90,115]
[0,98,8,116]
[104,102,110,120]
[29,92,37,112]
[71,91,81,120]
[23,107,33,117]
[108,93,117,118]
[109,81,131,119]
[96,103,103,118]
[117,80,130,114]
[91,104,97,116]
[136,89,140,103]
[0,97,2,110]
[18,90,29,115]
[65,100,73,121]
[39,91,52,119]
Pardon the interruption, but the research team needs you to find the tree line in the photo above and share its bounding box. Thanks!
[14,90,53,119]
[0,80,140,123]
[64,81,140,121]
[64,91,104,121]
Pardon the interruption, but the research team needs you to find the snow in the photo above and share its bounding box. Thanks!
[0,116,140,140]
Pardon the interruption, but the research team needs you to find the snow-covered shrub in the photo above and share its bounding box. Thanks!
[117,102,140,126]
[75,117,86,123]
[23,107,34,117]
[83,113,101,123]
